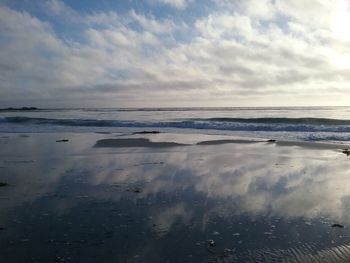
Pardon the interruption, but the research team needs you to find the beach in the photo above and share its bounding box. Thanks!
[3,0,350,261]
[1,130,350,262]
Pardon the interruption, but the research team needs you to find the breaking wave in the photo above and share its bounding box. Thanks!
[3,116,350,133]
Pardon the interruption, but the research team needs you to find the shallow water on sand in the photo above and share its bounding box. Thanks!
[1,133,350,262]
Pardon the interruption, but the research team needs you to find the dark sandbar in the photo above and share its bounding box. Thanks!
[132,131,161,134]
[94,137,350,151]
[95,138,188,148]
[196,139,262,145]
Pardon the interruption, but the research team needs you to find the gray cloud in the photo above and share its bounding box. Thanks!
[1,0,350,107]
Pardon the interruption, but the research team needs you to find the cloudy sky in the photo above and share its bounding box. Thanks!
[1,0,350,107]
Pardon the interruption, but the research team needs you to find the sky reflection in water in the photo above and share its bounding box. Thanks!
[1,134,350,262]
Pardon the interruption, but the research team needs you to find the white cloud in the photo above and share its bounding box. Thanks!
[152,0,190,10]
[129,9,177,34]
[43,0,80,22]
[1,1,350,107]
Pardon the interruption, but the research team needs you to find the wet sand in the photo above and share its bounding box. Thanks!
[95,135,350,151]
[1,132,350,262]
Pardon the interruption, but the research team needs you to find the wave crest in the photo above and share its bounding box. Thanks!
[3,116,350,133]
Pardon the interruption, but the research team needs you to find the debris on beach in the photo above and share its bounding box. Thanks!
[207,239,215,247]
[0,182,9,187]
[331,223,344,228]
[56,139,69,142]
[126,186,142,193]
[133,187,142,193]
[54,256,68,262]
[342,149,350,156]
[205,240,235,261]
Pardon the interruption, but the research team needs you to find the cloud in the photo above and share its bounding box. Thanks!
[1,0,350,107]
[44,0,74,16]
[152,0,190,10]
[129,9,178,34]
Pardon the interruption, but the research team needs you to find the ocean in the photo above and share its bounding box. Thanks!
[1,107,350,144]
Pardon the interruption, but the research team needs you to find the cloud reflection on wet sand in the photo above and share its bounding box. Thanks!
[1,134,350,262]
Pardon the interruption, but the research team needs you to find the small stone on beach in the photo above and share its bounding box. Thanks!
[54,256,65,262]
[207,239,215,247]
[133,187,142,193]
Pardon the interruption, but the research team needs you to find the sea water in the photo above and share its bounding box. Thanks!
[1,107,350,143]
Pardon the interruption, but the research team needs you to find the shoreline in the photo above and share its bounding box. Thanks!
[1,132,350,262]
[94,135,350,151]
[1,130,350,151]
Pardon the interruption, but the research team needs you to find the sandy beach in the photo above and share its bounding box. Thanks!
[3,0,350,261]
[1,132,350,262]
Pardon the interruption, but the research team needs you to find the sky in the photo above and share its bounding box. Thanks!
[1,0,350,107]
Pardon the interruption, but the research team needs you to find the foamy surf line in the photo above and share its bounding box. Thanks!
[3,116,350,131]
[3,116,350,143]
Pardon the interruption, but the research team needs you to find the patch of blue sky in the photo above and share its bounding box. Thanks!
[1,0,223,48]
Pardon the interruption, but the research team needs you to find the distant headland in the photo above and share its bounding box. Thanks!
[0,107,38,111]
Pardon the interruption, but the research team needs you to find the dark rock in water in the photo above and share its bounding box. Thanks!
[0,182,9,187]
[56,139,69,142]
[267,139,276,142]
[342,149,350,156]
[0,227,4,230]
[331,223,344,228]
